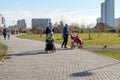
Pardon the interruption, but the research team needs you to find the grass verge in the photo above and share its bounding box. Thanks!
[0,43,8,61]
[96,50,120,61]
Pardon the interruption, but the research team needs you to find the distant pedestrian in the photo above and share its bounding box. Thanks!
[61,24,69,48]
[3,28,7,40]
[7,30,11,40]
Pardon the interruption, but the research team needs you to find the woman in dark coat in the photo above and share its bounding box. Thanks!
[61,24,69,48]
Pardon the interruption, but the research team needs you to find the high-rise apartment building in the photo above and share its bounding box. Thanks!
[101,3,106,23]
[2,17,5,24]
[101,0,114,27]
[0,14,5,27]
[17,19,26,28]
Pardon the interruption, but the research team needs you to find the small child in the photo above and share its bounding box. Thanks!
[70,34,83,48]
[75,35,83,46]
[46,32,54,40]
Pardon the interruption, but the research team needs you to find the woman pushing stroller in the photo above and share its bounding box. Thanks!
[45,22,56,52]
[61,24,69,48]
[61,23,83,49]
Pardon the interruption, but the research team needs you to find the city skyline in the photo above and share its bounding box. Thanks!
[0,0,120,28]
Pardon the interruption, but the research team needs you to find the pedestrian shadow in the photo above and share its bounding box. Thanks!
[56,48,73,51]
[7,47,73,57]
[70,71,93,77]
[7,50,47,57]
[70,62,120,77]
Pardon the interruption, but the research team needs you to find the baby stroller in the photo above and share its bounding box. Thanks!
[70,34,83,49]
[45,33,56,53]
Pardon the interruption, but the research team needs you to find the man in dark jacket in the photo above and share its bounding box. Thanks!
[61,24,69,48]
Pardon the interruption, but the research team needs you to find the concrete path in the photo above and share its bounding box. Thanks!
[0,35,120,80]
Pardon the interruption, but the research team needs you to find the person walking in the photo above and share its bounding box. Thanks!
[3,28,7,40]
[7,29,11,40]
[61,24,69,48]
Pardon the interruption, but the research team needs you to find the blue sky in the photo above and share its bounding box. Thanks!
[0,0,120,27]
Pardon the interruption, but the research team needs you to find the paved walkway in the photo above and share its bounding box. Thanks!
[0,35,120,80]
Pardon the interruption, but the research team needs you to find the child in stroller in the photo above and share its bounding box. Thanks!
[45,32,56,52]
[70,34,83,49]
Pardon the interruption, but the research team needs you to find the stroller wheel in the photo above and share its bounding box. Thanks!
[81,45,83,48]
[54,47,56,50]
[45,47,48,53]
[45,47,47,51]
[71,46,75,49]
[78,45,83,48]
[53,47,56,52]
[54,48,56,52]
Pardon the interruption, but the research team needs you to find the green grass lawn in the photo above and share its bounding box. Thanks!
[18,33,120,46]
[0,44,8,61]
[17,33,120,61]
[97,50,120,60]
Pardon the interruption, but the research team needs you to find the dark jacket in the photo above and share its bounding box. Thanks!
[45,26,54,34]
[3,28,7,35]
[63,27,69,38]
